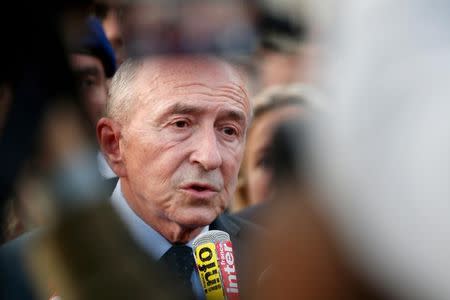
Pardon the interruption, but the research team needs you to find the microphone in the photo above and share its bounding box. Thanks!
[192,230,240,300]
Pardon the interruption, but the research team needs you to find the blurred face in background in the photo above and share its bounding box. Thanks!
[70,54,108,126]
[101,7,125,65]
[243,104,303,205]
[259,44,320,89]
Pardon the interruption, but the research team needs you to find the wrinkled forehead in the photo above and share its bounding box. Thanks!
[135,55,251,115]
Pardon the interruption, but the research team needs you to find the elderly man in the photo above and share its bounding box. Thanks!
[96,55,257,298]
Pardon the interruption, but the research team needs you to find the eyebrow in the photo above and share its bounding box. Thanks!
[154,103,201,125]
[217,109,246,125]
[167,103,202,115]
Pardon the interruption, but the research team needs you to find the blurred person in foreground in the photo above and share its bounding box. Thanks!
[233,84,321,214]
[244,109,388,300]
[250,1,450,299]
[0,16,118,244]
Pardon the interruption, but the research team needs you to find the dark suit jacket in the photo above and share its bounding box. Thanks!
[0,204,263,299]
[235,202,271,226]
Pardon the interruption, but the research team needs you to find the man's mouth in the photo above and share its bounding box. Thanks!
[192,185,207,192]
[180,182,219,199]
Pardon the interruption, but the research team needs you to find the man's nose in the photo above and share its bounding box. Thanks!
[190,128,223,171]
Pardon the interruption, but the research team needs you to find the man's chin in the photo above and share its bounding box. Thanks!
[175,207,221,228]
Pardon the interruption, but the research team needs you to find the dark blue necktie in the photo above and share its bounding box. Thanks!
[159,245,195,292]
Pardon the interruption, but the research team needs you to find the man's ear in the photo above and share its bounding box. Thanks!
[97,117,127,177]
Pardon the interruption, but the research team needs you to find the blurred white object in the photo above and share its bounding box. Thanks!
[315,1,450,299]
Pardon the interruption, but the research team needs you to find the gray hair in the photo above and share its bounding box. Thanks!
[106,58,144,123]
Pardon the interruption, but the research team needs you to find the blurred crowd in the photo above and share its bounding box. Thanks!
[1,1,450,300]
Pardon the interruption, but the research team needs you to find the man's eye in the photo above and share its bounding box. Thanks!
[174,120,189,128]
[223,127,237,136]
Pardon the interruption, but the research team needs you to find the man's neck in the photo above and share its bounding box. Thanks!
[120,180,206,244]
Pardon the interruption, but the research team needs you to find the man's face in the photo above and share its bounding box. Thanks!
[119,58,250,231]
[70,54,108,126]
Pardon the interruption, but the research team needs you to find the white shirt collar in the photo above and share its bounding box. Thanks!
[110,180,208,259]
